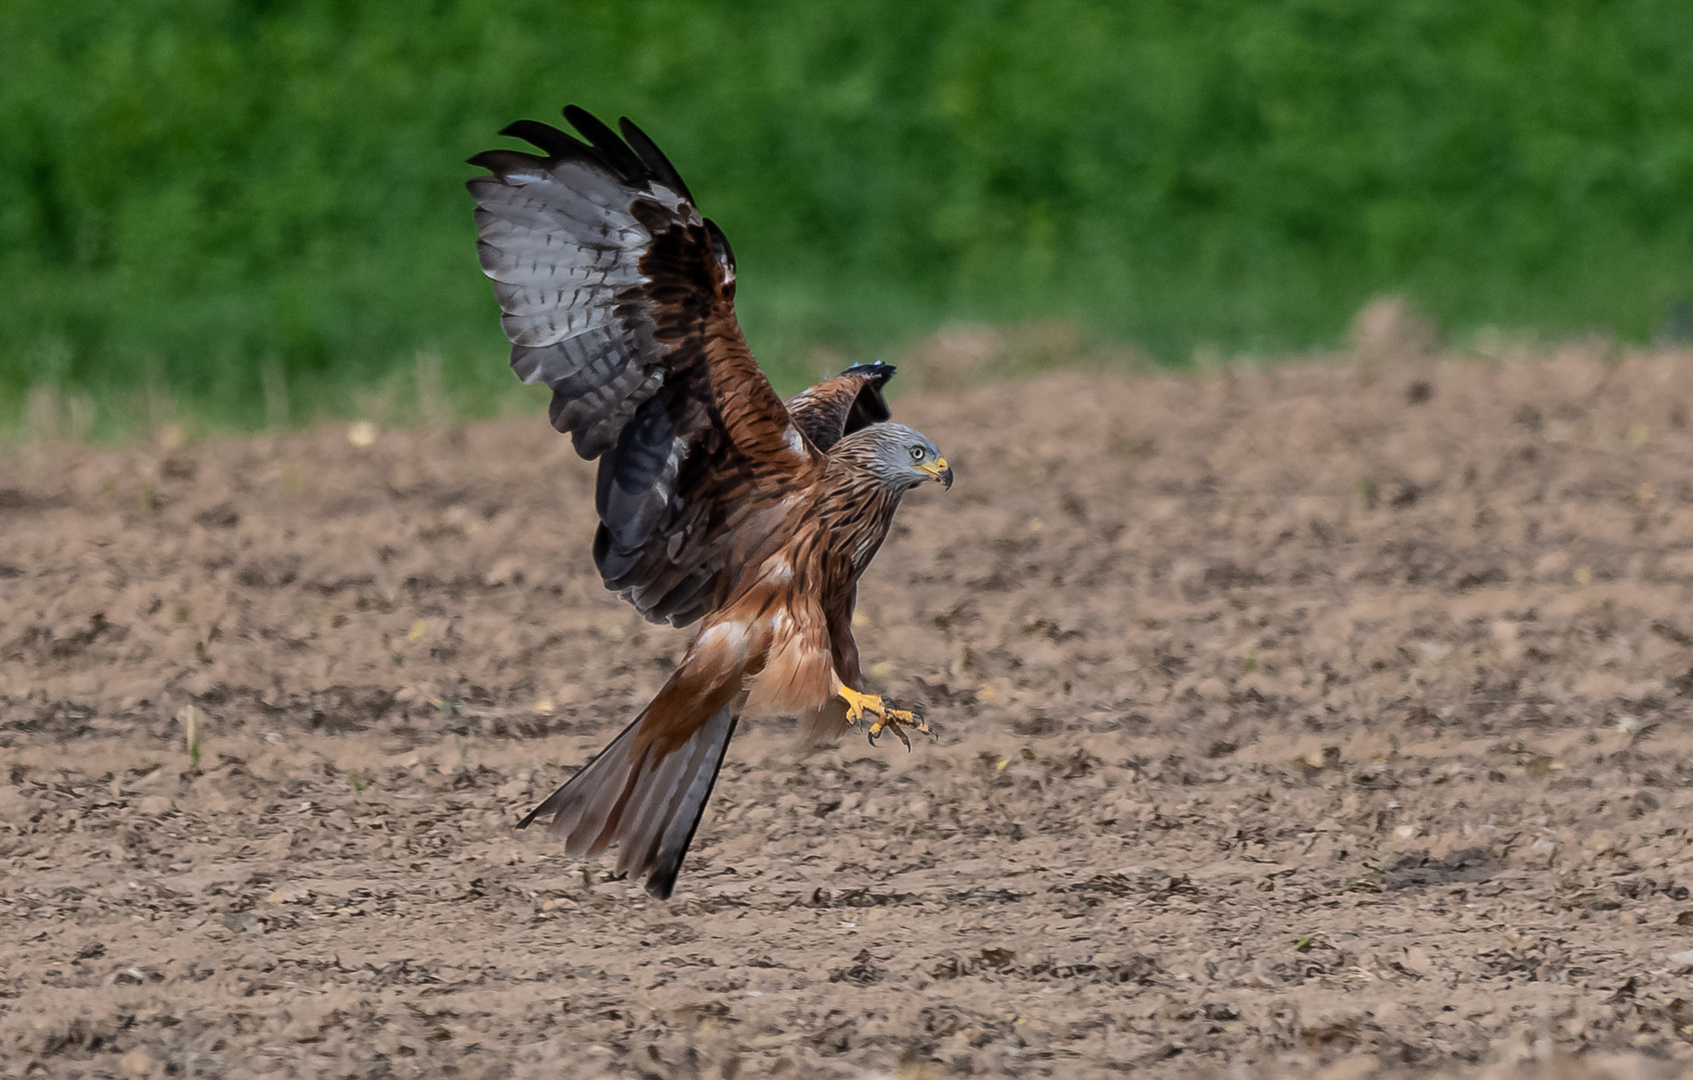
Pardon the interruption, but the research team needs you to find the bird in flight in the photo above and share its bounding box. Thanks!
[467,106,953,899]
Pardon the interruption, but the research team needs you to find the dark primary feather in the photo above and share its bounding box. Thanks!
[468,106,816,627]
[561,105,651,184]
[616,117,696,205]
[495,119,591,161]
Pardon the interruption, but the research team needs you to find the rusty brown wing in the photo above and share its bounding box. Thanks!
[785,362,897,452]
[468,106,824,625]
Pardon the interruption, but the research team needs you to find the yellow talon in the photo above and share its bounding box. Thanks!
[838,683,932,750]
[836,683,934,751]
[838,685,884,723]
[867,707,932,750]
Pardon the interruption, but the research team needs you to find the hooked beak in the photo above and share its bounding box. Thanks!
[917,457,953,489]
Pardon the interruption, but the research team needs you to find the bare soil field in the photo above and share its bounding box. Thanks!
[5,339,1693,1079]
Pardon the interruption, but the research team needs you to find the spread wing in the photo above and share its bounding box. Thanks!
[785,363,896,452]
[468,106,824,626]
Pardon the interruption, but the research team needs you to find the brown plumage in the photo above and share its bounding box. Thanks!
[467,106,952,899]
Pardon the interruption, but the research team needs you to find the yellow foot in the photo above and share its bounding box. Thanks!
[867,706,931,750]
[838,686,882,723]
[837,686,931,750]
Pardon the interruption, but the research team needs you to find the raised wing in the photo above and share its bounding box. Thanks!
[786,363,896,452]
[468,106,824,625]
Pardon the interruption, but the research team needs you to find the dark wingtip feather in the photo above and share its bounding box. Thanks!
[466,148,549,177]
[472,106,700,210]
[618,117,696,204]
[841,362,897,387]
[562,105,648,181]
[841,363,896,432]
[499,118,592,160]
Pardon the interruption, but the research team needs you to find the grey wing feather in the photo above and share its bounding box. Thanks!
[468,154,695,459]
[469,107,785,628]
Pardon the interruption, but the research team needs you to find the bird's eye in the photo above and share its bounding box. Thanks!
[909,446,923,461]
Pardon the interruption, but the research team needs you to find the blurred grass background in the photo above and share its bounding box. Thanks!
[4,0,1693,438]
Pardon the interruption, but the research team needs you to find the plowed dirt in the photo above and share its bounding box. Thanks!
[5,343,1693,1079]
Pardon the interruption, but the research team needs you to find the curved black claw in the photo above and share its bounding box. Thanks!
[866,724,912,750]
[869,708,924,751]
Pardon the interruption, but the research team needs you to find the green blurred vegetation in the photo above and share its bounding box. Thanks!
[4,0,1693,436]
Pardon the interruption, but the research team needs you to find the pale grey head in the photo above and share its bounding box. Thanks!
[834,421,952,492]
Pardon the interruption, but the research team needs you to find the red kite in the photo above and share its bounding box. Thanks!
[468,106,952,898]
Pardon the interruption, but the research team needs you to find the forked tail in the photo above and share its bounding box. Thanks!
[517,692,740,899]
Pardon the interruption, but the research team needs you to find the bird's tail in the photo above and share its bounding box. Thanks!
[517,680,741,899]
